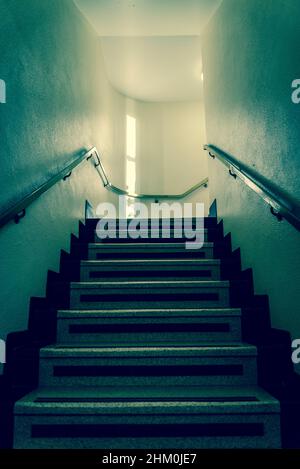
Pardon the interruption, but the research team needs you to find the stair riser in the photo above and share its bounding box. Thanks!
[80,263,220,282]
[39,356,257,387]
[14,413,280,449]
[88,245,214,260]
[70,299,230,310]
[57,317,242,344]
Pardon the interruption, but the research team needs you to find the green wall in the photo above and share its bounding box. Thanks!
[0,0,127,367]
[203,0,300,369]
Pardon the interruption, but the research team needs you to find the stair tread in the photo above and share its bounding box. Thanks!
[15,386,279,414]
[40,343,257,357]
[81,259,220,265]
[89,242,214,248]
[71,280,229,288]
[57,308,241,318]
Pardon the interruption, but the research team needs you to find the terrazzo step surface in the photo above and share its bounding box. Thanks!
[12,216,282,449]
[80,259,221,281]
[57,308,242,345]
[39,344,257,387]
[14,385,280,449]
[70,280,230,309]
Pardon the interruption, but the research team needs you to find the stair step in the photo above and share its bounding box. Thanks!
[80,259,221,281]
[70,280,230,309]
[12,213,283,449]
[57,308,241,345]
[39,344,257,387]
[14,386,280,448]
[88,242,214,260]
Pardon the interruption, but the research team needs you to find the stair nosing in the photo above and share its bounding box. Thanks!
[39,344,257,358]
[88,242,214,248]
[81,259,221,265]
[14,386,280,415]
[57,307,241,318]
[70,280,230,288]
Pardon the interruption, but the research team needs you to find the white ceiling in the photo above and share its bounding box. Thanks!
[74,0,222,37]
[74,0,222,102]
[100,36,203,102]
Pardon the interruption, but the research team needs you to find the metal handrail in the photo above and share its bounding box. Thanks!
[93,148,208,200]
[0,147,97,228]
[204,144,300,232]
[0,146,208,228]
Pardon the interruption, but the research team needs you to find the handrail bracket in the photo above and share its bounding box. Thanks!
[14,209,26,224]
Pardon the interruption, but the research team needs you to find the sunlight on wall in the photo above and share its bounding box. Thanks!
[126,114,136,160]
[126,114,137,217]
[126,159,136,192]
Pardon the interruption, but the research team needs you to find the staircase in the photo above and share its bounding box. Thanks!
[13,217,281,448]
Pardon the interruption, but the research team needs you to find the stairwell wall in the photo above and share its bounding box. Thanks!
[130,99,209,214]
[0,0,128,372]
[202,0,300,371]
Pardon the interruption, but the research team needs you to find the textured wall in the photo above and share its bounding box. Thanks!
[202,0,300,363]
[0,0,127,362]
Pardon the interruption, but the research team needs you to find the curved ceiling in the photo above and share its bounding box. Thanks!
[100,36,203,102]
[74,0,222,102]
